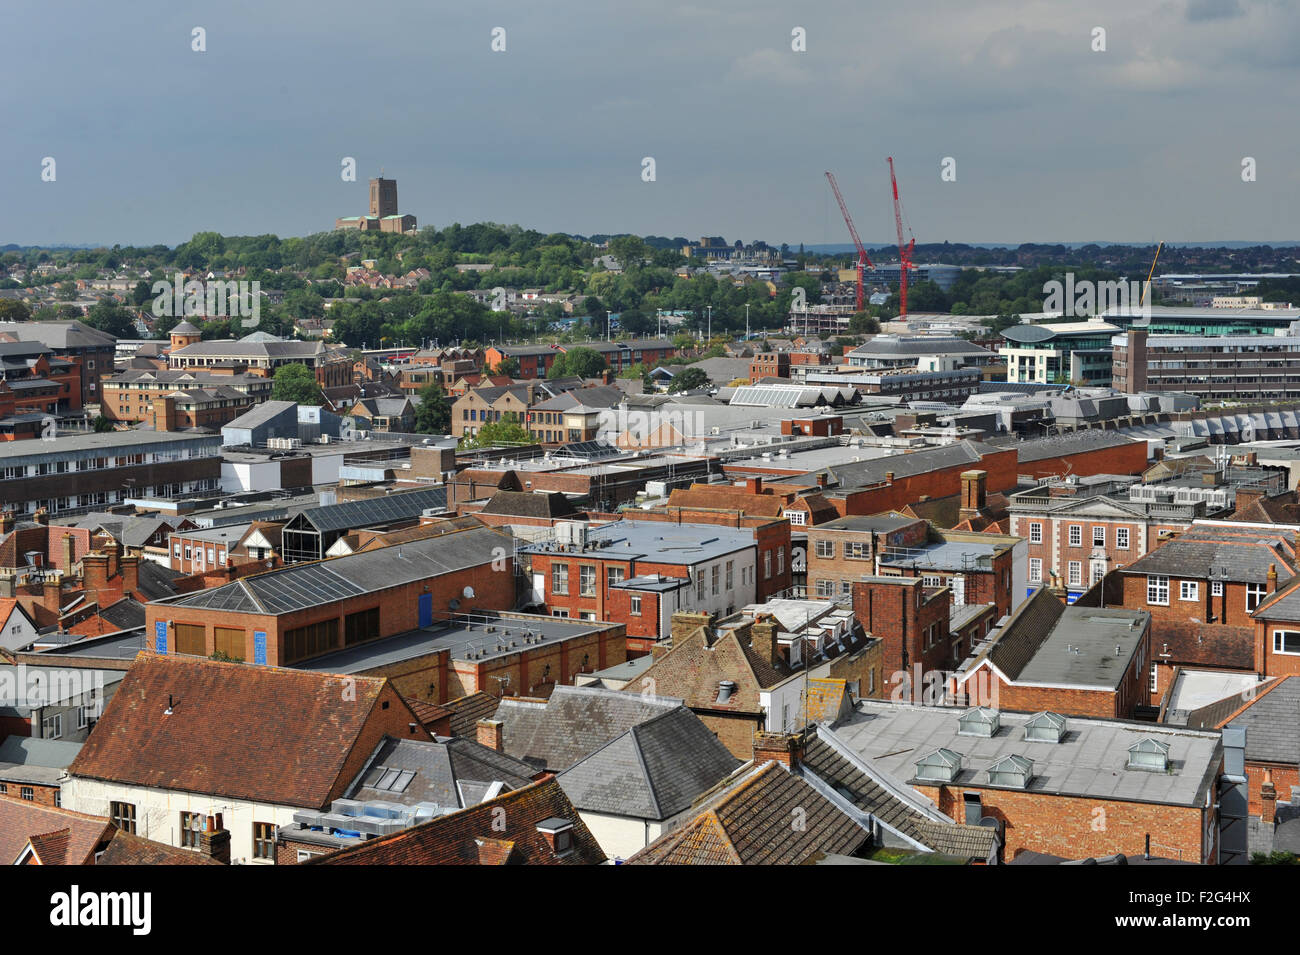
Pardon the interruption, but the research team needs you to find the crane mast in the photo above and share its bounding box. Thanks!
[887,157,916,319]
[824,170,873,313]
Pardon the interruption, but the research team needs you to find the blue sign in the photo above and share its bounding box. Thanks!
[154,620,168,653]
[254,631,267,665]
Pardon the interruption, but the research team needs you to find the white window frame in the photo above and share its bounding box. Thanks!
[1116,527,1130,550]
[1068,525,1082,547]
[784,510,807,526]
[1147,574,1169,606]
[1029,558,1042,582]
[1246,582,1266,612]
[1272,630,1300,656]
[815,540,834,559]
[1029,522,1042,544]
[1092,526,1105,547]
[630,594,642,616]
[1067,561,1082,587]
[1179,580,1199,602]
[1212,580,1224,597]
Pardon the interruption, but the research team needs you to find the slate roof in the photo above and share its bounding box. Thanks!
[1012,430,1141,464]
[789,440,995,492]
[161,525,504,615]
[625,761,869,865]
[557,706,739,820]
[69,653,417,809]
[1124,525,1297,586]
[442,691,504,738]
[0,320,116,349]
[349,735,536,809]
[493,684,683,771]
[306,777,605,865]
[1216,676,1300,765]
[478,490,578,519]
[799,730,998,860]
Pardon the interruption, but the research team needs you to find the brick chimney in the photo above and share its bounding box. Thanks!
[753,730,804,768]
[750,614,782,668]
[1262,769,1278,826]
[61,534,76,578]
[105,539,121,580]
[33,508,48,527]
[0,512,13,535]
[961,470,988,514]
[746,476,764,494]
[0,571,13,599]
[42,572,62,615]
[670,610,713,646]
[83,552,110,605]
[1268,564,1279,594]
[476,718,504,753]
[198,813,231,864]
[121,553,139,600]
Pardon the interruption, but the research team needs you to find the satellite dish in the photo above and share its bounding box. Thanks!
[463,586,476,599]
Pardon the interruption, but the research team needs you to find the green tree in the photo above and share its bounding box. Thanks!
[270,363,324,404]
[460,412,531,449]
[83,302,137,338]
[668,366,709,393]
[0,300,32,322]
[492,356,521,377]
[413,382,452,434]
[548,346,607,379]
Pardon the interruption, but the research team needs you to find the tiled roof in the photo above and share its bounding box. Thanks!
[630,623,795,715]
[443,691,503,738]
[557,707,739,820]
[69,653,415,809]
[97,829,223,865]
[1219,676,1300,765]
[478,491,579,519]
[306,777,604,865]
[0,800,113,865]
[1150,623,1255,670]
[495,685,682,771]
[1123,525,1297,586]
[349,735,536,808]
[985,588,1065,680]
[625,761,869,865]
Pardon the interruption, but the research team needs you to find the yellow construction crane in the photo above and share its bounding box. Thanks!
[1140,241,1164,307]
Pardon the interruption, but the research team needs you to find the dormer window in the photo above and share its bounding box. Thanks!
[957,707,1000,737]
[1127,737,1170,772]
[535,817,575,856]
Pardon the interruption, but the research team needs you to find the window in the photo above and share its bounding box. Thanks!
[1029,522,1042,544]
[344,608,380,647]
[111,801,136,834]
[815,580,834,597]
[1147,575,1169,605]
[726,561,734,590]
[606,567,625,589]
[1092,526,1105,547]
[1179,581,1199,602]
[180,812,203,848]
[1246,583,1266,612]
[922,575,943,588]
[784,510,806,526]
[174,623,205,656]
[845,542,870,560]
[281,618,338,664]
[1068,525,1082,547]
[710,565,720,595]
[253,822,275,859]
[1029,558,1042,582]
[551,609,569,618]
[764,551,772,580]
[630,594,642,616]
[42,713,62,739]
[776,547,785,575]
[1150,663,1159,693]
[1067,561,1082,587]
[815,540,834,559]
[551,564,569,596]
[1273,630,1300,655]
[77,706,88,729]
[1116,527,1130,550]
[1212,580,1224,597]
[579,565,596,597]
[296,850,321,862]
[20,787,33,801]
[696,570,706,600]
[841,580,853,595]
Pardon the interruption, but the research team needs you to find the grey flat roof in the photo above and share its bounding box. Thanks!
[832,702,1221,807]
[879,540,1001,573]
[814,513,919,534]
[0,429,219,462]
[521,520,755,566]
[1015,607,1148,688]
[294,611,612,672]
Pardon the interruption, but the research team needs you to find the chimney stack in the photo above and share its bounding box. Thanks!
[749,615,782,668]
[121,553,139,599]
[961,470,988,514]
[61,534,76,578]
[1268,564,1278,594]
[1262,769,1278,826]
[33,508,48,527]
[476,718,505,753]
[83,552,110,606]
[753,730,804,768]
[0,512,13,535]
[198,813,231,864]
[42,572,63,615]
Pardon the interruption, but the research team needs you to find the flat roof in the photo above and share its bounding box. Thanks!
[294,611,612,672]
[0,429,219,462]
[832,702,1220,807]
[813,513,920,535]
[522,520,755,566]
[1015,606,1148,688]
[879,540,1001,573]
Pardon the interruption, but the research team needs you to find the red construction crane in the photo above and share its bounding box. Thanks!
[887,156,916,319]
[824,170,873,312]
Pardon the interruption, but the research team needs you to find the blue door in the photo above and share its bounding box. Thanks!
[418,592,433,627]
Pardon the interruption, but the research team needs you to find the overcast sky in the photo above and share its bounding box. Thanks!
[4,0,1299,248]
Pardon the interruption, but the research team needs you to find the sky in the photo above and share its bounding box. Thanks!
[3,0,1300,248]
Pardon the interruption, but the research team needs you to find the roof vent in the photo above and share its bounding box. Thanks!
[1127,737,1170,773]
[987,754,1033,789]
[915,748,962,783]
[957,706,1000,737]
[716,679,738,704]
[1023,711,1067,743]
